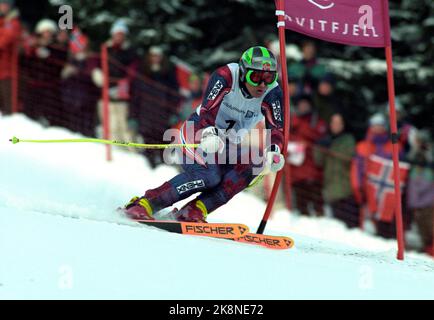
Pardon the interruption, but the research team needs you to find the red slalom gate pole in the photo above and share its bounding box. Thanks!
[257,0,291,234]
[382,0,405,260]
[385,46,405,260]
[101,44,112,162]
[259,122,271,201]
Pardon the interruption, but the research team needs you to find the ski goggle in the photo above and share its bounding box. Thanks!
[246,70,278,87]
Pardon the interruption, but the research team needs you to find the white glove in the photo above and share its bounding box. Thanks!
[265,144,285,173]
[36,47,50,59]
[199,127,224,154]
[61,65,78,79]
[91,68,104,88]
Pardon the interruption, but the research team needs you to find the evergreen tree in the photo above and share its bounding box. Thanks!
[43,0,432,136]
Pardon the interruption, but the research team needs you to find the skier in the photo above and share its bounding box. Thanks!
[123,46,285,222]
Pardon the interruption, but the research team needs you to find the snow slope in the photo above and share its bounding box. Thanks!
[0,114,433,299]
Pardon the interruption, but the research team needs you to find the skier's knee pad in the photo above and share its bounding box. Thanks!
[202,170,222,188]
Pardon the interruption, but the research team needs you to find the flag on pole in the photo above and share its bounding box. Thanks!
[280,0,406,260]
[69,28,89,54]
[365,155,409,222]
[283,0,390,47]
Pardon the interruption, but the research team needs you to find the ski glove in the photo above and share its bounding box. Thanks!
[266,144,285,173]
[199,126,224,154]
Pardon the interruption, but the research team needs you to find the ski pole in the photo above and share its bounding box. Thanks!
[247,164,272,188]
[248,151,286,188]
[9,136,199,149]
[11,136,272,185]
[248,172,266,188]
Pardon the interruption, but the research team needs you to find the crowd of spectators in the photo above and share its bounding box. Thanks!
[0,1,432,256]
[1,2,190,168]
[285,40,433,256]
[0,0,20,115]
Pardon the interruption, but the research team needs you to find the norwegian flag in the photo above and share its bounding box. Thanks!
[69,28,88,54]
[365,155,410,222]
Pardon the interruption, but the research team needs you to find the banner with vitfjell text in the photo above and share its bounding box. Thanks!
[283,0,391,47]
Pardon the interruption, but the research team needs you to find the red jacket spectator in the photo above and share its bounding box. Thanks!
[22,19,68,125]
[289,96,327,183]
[351,114,400,204]
[351,113,406,238]
[0,4,20,80]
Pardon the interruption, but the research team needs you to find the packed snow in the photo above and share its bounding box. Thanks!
[0,114,433,299]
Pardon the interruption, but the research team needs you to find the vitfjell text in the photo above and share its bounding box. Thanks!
[285,15,380,38]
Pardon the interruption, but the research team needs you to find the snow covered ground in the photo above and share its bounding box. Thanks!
[0,114,433,299]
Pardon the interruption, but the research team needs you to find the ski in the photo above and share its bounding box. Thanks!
[232,233,294,250]
[136,220,250,239]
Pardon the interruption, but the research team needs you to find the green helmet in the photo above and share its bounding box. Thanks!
[239,46,278,86]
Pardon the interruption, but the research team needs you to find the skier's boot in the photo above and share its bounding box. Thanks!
[175,200,208,223]
[123,196,154,220]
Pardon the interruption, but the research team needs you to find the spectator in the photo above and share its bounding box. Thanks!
[390,100,417,157]
[313,73,342,124]
[406,130,434,256]
[19,22,34,56]
[61,31,99,137]
[92,20,137,144]
[287,75,304,104]
[170,73,203,128]
[351,113,405,238]
[387,100,417,228]
[56,29,69,50]
[288,94,327,216]
[287,40,327,96]
[0,0,20,116]
[314,113,358,228]
[23,19,67,126]
[130,45,180,168]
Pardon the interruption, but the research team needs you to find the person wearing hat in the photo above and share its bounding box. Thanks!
[386,99,417,157]
[61,29,100,137]
[314,113,358,228]
[313,73,342,124]
[0,0,20,115]
[351,113,406,238]
[33,19,59,61]
[110,19,128,44]
[129,45,179,168]
[406,130,434,256]
[35,19,57,42]
[288,94,327,216]
[23,18,68,126]
[351,113,392,201]
[122,46,286,222]
[287,40,327,97]
[93,19,137,145]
